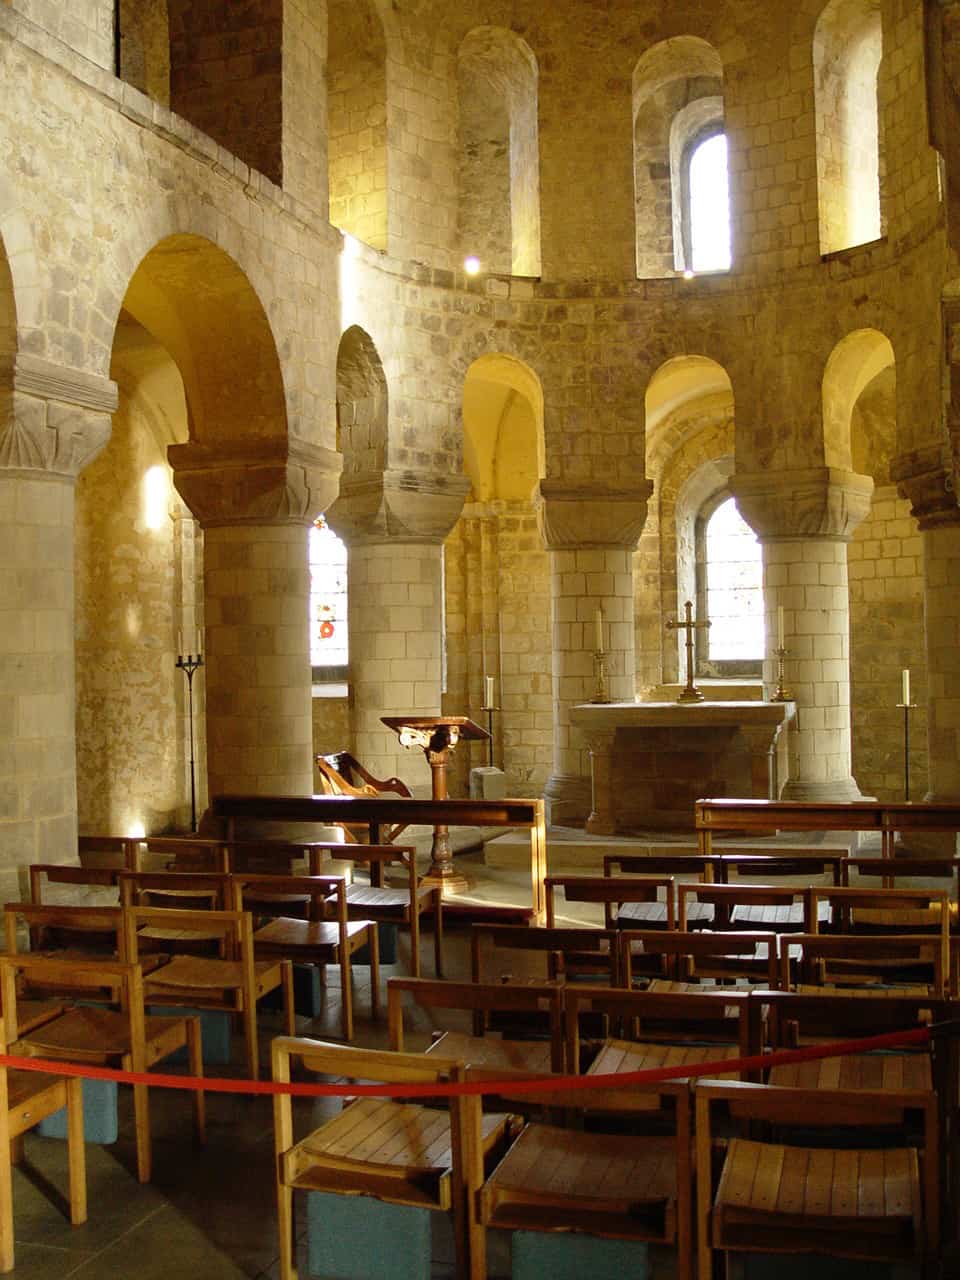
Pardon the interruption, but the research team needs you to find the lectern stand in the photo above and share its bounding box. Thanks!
[381,715,488,895]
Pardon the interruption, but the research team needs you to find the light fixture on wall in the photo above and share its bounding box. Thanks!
[142,465,169,531]
[464,255,481,276]
[683,269,695,280]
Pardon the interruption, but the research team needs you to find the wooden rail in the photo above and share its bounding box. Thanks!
[211,794,547,923]
[696,798,960,857]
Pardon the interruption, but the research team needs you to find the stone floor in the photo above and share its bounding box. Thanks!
[6,831,940,1277]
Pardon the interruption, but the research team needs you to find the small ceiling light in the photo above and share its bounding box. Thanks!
[464,256,481,276]
[683,269,695,280]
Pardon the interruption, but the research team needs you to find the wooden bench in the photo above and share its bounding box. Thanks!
[212,794,548,924]
[696,797,960,858]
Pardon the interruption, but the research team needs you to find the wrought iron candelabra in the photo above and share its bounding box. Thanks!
[176,650,204,830]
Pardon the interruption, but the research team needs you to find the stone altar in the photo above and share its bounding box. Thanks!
[570,700,796,834]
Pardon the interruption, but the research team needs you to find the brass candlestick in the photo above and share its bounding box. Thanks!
[771,646,792,703]
[592,648,611,704]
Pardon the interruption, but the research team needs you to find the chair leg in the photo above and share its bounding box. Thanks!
[186,1017,206,1146]
[65,1077,88,1225]
[243,1001,259,1081]
[434,897,444,978]
[410,905,422,979]
[0,1115,13,1273]
[277,1181,298,1280]
[340,946,355,1041]
[281,961,295,1037]
[369,923,380,1019]
[132,1082,152,1183]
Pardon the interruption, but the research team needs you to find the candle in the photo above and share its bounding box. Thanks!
[177,629,183,655]
[777,605,784,650]
[595,607,604,652]
[902,668,910,705]
[485,675,495,707]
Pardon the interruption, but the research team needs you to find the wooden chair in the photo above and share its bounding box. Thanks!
[387,976,564,1097]
[696,1078,939,1276]
[1,952,205,1184]
[134,836,229,873]
[306,842,443,978]
[3,902,148,1003]
[272,1036,510,1280]
[77,835,140,870]
[23,870,124,963]
[678,881,814,933]
[232,873,379,1041]
[544,874,676,930]
[618,928,779,990]
[470,922,621,989]
[842,853,960,909]
[603,853,718,928]
[0,959,87,1272]
[28,863,122,907]
[315,751,412,843]
[809,886,951,992]
[717,851,845,887]
[124,906,294,1080]
[779,931,948,995]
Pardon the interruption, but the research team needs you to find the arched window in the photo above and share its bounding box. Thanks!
[684,129,731,273]
[309,517,348,678]
[699,497,763,669]
[814,0,883,254]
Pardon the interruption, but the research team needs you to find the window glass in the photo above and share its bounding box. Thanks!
[705,498,762,660]
[689,132,731,272]
[309,517,348,667]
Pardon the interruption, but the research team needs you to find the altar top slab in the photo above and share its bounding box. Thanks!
[570,700,795,729]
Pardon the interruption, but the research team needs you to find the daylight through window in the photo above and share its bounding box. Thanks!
[689,132,731,272]
[309,517,348,668]
[705,497,762,660]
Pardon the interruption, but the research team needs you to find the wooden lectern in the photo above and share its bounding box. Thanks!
[381,715,489,894]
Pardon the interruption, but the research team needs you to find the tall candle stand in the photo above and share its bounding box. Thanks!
[896,696,916,801]
[592,646,611,704]
[176,650,204,831]
[480,698,498,766]
[771,647,793,703]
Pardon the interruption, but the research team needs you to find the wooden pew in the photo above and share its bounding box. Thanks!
[696,797,960,858]
[211,793,548,924]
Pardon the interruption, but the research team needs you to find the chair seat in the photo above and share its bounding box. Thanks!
[346,885,428,912]
[17,1005,187,1062]
[284,1098,511,1210]
[144,955,279,993]
[731,901,830,930]
[713,1137,921,1257]
[253,916,372,954]
[620,901,714,927]
[483,1124,676,1238]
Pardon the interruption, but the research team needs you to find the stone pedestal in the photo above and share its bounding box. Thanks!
[732,468,872,804]
[0,358,115,893]
[571,701,795,833]
[536,480,652,827]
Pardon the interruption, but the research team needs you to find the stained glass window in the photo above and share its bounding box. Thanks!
[309,517,348,668]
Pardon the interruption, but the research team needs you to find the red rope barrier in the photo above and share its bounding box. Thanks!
[0,1024,932,1099]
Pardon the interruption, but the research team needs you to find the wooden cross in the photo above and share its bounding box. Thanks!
[665,600,710,703]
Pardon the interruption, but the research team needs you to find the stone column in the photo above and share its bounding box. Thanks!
[895,452,960,850]
[330,471,470,792]
[169,436,340,801]
[731,468,873,802]
[0,355,116,892]
[536,480,652,827]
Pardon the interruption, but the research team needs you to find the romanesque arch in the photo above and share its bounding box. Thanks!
[328,0,388,250]
[632,37,725,278]
[814,0,883,253]
[457,28,541,277]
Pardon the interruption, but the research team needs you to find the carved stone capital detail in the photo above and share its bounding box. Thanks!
[730,468,874,541]
[168,436,342,527]
[890,445,960,529]
[0,389,111,478]
[329,470,471,545]
[535,479,654,551]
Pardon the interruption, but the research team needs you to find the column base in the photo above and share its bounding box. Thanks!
[779,777,868,803]
[419,868,472,897]
[543,774,592,828]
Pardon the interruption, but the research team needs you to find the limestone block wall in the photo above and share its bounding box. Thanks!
[848,486,928,800]
[8,0,113,69]
[281,0,328,214]
[0,475,77,893]
[75,390,187,835]
[168,0,284,188]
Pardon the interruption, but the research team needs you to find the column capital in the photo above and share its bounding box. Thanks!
[535,479,653,551]
[890,445,960,529]
[0,355,118,479]
[329,469,471,546]
[167,435,342,527]
[730,467,873,541]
